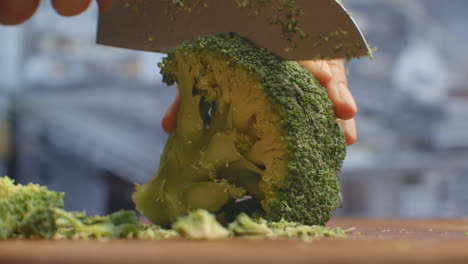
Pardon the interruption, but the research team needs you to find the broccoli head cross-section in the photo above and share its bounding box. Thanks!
[133,33,346,227]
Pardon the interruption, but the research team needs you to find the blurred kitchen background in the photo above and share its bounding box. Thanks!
[0,0,467,217]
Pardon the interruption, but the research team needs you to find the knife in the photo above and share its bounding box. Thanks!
[96,0,370,60]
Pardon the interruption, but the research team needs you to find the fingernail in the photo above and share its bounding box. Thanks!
[338,83,358,113]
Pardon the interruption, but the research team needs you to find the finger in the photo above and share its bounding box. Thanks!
[338,118,357,146]
[51,0,92,17]
[298,60,332,84]
[0,0,40,25]
[326,59,358,120]
[162,94,180,133]
[97,0,113,13]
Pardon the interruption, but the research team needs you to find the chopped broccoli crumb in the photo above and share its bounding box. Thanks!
[53,209,139,240]
[229,213,272,236]
[132,224,179,240]
[229,212,350,241]
[172,209,231,239]
[0,176,139,240]
[0,176,64,239]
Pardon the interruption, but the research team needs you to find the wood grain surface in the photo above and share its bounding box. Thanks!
[0,218,467,264]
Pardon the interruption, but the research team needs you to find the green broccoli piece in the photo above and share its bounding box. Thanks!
[229,212,350,241]
[133,224,179,240]
[228,213,272,237]
[133,33,346,227]
[172,209,230,240]
[0,176,139,240]
[168,209,349,241]
[0,176,64,239]
[265,218,350,240]
[53,209,139,240]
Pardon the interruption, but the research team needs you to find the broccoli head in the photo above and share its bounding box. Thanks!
[133,33,346,227]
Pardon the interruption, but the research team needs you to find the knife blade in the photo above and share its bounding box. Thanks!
[97,0,370,60]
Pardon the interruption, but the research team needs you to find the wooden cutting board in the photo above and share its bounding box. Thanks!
[0,218,467,264]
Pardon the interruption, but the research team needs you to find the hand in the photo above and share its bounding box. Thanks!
[163,59,358,146]
[0,0,113,25]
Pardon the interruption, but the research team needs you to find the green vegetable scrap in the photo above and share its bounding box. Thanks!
[173,209,231,240]
[228,213,272,237]
[53,209,139,240]
[133,224,179,240]
[464,232,468,237]
[0,176,64,239]
[229,212,349,241]
[0,176,139,240]
[133,33,346,228]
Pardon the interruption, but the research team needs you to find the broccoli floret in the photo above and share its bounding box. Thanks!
[0,176,64,239]
[133,33,346,227]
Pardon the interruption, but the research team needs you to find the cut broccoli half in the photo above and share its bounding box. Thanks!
[133,33,346,227]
